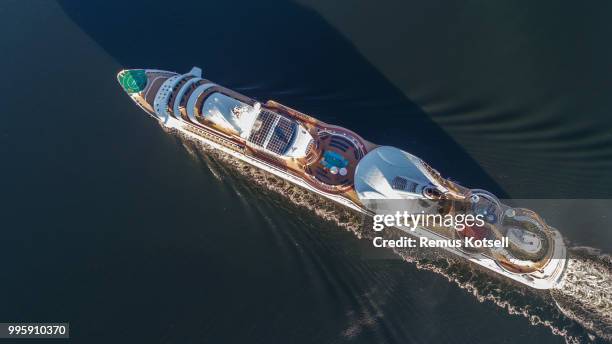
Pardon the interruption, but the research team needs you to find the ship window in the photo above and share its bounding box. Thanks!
[248,110,276,147]
[392,176,418,193]
[247,110,296,155]
[266,117,296,155]
[392,176,407,190]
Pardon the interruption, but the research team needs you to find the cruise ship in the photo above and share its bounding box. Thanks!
[117,67,567,289]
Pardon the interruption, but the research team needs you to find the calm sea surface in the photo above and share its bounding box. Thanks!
[1,0,611,343]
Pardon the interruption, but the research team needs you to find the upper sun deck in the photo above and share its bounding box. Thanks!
[247,108,298,155]
[196,91,314,158]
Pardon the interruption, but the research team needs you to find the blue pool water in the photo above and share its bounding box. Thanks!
[322,150,348,169]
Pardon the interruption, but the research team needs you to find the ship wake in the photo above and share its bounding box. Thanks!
[390,253,585,344]
[552,247,612,342]
[165,125,610,343]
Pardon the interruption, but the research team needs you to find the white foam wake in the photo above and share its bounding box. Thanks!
[552,248,612,341]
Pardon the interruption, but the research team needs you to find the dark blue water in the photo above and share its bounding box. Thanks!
[1,0,611,343]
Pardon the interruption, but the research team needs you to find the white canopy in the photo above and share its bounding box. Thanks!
[354,146,447,202]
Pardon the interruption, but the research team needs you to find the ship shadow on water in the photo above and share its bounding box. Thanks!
[56,0,505,197]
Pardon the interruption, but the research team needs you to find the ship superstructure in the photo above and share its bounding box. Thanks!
[117,67,567,289]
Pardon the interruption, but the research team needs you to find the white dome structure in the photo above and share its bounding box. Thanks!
[354,146,448,202]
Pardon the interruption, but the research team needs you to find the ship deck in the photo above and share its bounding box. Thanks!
[120,68,567,289]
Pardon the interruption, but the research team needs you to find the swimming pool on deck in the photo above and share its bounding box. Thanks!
[322,150,349,175]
